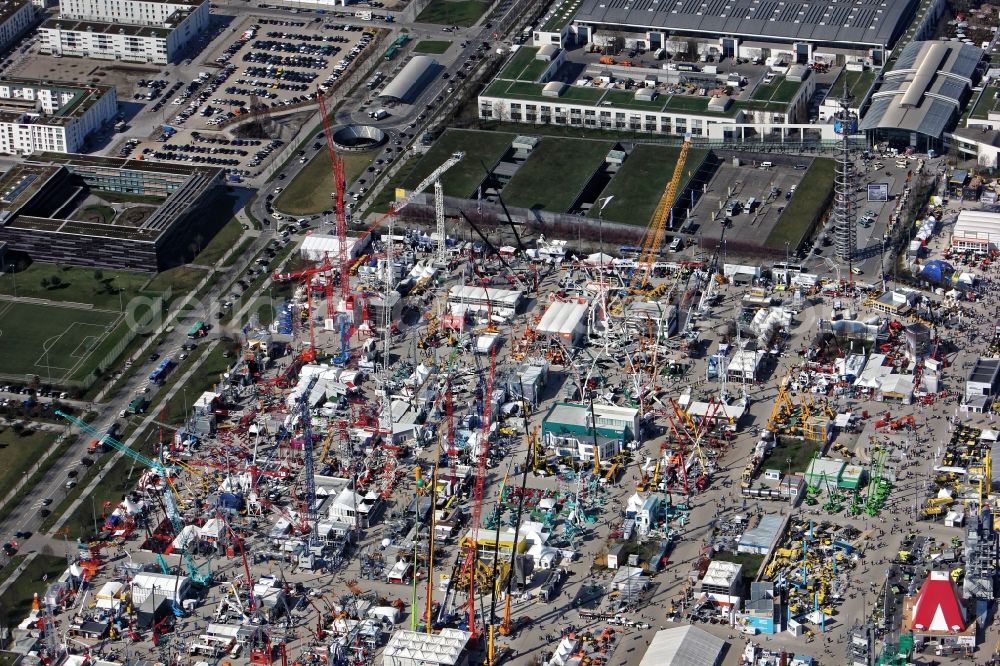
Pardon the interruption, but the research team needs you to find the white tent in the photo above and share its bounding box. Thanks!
[299,234,361,262]
[584,252,615,266]
[638,626,726,666]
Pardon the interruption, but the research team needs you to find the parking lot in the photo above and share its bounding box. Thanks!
[191,15,376,131]
[117,129,284,179]
[688,160,810,247]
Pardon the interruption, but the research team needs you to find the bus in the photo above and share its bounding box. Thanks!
[188,320,207,338]
[148,358,174,384]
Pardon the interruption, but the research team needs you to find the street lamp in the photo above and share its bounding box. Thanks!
[113,276,124,312]
[785,457,792,507]
[597,194,615,254]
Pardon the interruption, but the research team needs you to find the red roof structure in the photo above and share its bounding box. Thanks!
[911,571,966,633]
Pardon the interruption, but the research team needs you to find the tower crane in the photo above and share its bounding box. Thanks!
[297,377,319,539]
[462,345,496,638]
[376,152,464,435]
[317,90,351,320]
[632,138,691,289]
[56,411,211,584]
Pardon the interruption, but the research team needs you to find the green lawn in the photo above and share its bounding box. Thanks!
[367,153,421,214]
[416,0,491,26]
[0,429,58,507]
[142,266,208,301]
[0,263,151,309]
[413,39,452,54]
[750,78,801,104]
[712,551,765,584]
[0,555,26,586]
[971,86,1000,120]
[0,556,69,626]
[590,144,707,226]
[771,79,802,104]
[844,70,876,101]
[503,137,612,212]
[601,88,667,111]
[765,158,835,249]
[520,58,552,82]
[500,47,539,80]
[751,81,779,101]
[223,237,255,268]
[400,128,516,199]
[0,301,123,381]
[770,437,821,474]
[193,216,244,266]
[242,297,277,326]
[542,2,576,31]
[276,148,376,216]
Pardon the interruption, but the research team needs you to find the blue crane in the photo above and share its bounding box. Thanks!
[298,378,318,540]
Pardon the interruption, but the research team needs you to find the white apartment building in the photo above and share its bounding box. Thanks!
[0,80,117,154]
[0,1,35,54]
[58,0,203,25]
[39,0,208,64]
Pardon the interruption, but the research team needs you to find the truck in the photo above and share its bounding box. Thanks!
[355,10,372,20]
[599,55,615,65]
[188,320,208,338]
[127,396,149,415]
[370,108,389,120]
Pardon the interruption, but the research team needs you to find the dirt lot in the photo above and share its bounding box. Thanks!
[6,54,164,101]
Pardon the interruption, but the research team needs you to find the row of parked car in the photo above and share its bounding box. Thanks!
[249,139,285,168]
[170,66,238,126]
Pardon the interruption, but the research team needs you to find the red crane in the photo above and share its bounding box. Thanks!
[463,345,497,636]
[317,89,351,316]
[219,511,256,611]
[272,256,334,363]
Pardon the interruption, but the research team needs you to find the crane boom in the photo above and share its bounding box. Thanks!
[57,410,211,583]
[317,90,350,311]
[633,139,691,287]
[464,345,496,637]
[298,377,319,536]
[377,152,464,435]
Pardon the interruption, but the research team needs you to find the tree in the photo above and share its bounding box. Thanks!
[93,269,104,281]
[49,275,62,288]
[40,277,50,289]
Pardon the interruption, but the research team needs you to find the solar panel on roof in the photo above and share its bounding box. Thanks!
[2,173,37,203]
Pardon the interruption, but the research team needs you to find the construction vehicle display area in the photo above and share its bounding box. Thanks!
[12,143,1000,666]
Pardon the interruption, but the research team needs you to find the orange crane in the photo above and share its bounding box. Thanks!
[632,138,691,288]
[317,90,351,314]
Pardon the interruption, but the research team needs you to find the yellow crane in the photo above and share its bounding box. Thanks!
[631,139,691,289]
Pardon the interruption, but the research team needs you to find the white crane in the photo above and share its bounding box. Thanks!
[378,152,465,433]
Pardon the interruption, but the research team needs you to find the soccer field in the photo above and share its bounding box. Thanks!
[0,301,123,381]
